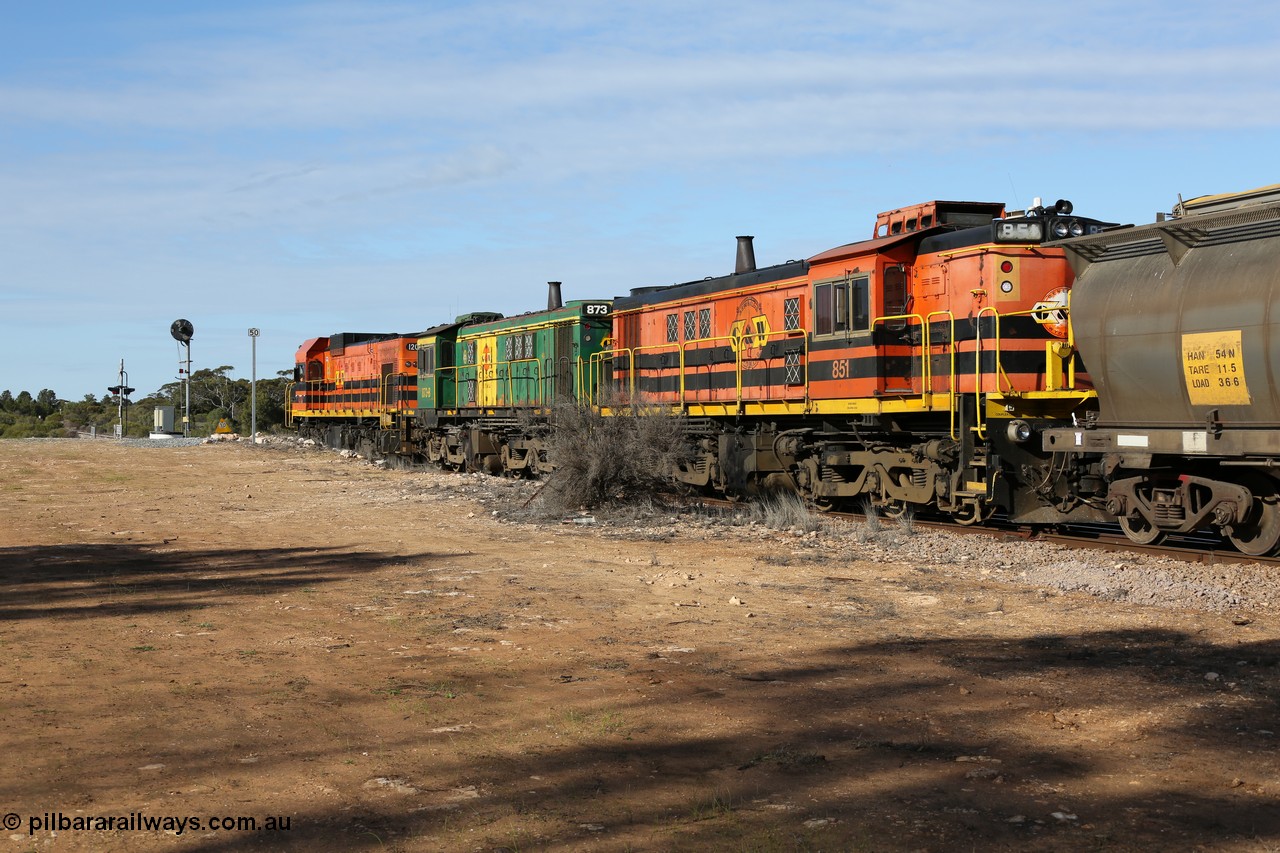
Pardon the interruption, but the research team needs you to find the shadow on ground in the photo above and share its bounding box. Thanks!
[0,544,460,620]
[16,624,1275,852]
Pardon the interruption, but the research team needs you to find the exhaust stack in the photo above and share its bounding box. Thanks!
[547,281,563,310]
[735,236,756,274]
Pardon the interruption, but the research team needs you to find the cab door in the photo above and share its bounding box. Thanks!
[875,263,918,395]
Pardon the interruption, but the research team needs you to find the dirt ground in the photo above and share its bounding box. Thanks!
[2,439,1278,853]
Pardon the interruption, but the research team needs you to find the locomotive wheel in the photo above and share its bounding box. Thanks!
[1119,514,1165,546]
[1226,478,1280,557]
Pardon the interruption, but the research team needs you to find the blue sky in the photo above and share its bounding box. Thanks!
[3,1,1279,402]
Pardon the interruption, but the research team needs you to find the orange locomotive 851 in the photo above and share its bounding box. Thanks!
[603,198,1115,525]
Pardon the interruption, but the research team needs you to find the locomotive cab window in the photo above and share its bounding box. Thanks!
[814,281,844,336]
[814,275,870,337]
[851,275,869,332]
[417,344,435,376]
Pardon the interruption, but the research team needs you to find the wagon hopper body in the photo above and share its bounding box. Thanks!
[1044,185,1280,554]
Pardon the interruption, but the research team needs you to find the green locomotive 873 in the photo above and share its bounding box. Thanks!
[413,284,613,474]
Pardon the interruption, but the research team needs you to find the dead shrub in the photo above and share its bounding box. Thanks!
[536,393,691,513]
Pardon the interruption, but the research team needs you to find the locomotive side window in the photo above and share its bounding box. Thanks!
[666,314,678,343]
[815,283,831,335]
[698,308,711,340]
[418,345,435,375]
[851,276,870,332]
[684,311,696,341]
[814,280,852,336]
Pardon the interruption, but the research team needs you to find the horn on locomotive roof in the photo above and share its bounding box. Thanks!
[547,281,563,310]
[735,235,756,274]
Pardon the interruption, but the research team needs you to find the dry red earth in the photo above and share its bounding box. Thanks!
[2,439,1278,852]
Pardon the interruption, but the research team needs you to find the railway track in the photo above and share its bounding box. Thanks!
[695,496,1280,569]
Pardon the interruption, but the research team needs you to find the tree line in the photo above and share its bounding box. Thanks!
[0,367,294,439]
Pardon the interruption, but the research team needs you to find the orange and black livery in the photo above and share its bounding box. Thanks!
[603,199,1114,521]
[288,332,421,455]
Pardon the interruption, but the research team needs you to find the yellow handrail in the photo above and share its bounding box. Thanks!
[924,311,957,438]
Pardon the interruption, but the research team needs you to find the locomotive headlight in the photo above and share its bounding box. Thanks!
[1052,220,1071,239]
[1069,220,1086,237]
[1006,419,1033,444]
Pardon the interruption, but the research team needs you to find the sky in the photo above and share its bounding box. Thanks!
[3,1,1279,402]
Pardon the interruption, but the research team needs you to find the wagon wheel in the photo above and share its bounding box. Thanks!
[1119,514,1165,546]
[1227,476,1280,557]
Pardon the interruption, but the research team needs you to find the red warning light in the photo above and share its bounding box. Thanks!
[1000,260,1014,273]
